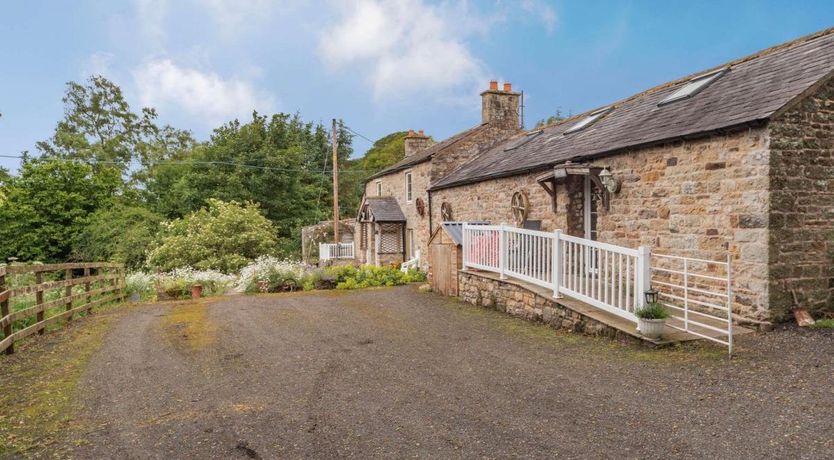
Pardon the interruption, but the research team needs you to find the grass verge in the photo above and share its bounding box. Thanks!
[0,304,126,457]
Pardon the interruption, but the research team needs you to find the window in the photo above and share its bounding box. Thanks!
[659,68,727,105]
[563,107,611,135]
[405,172,413,202]
[375,181,382,196]
[504,130,542,151]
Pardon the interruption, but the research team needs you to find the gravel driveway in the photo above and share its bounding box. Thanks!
[70,286,833,459]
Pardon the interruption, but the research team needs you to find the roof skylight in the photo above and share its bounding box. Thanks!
[563,107,611,135]
[504,130,542,151]
[660,68,728,105]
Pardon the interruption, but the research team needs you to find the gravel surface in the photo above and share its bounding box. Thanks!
[70,286,833,459]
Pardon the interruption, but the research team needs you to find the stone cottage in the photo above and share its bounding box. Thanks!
[428,27,834,322]
[355,81,522,268]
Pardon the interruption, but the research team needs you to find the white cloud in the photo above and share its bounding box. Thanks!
[521,0,557,33]
[83,52,116,78]
[132,59,276,125]
[319,0,558,102]
[319,0,488,101]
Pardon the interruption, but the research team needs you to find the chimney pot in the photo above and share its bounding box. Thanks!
[503,82,512,92]
[407,129,416,137]
[418,130,425,136]
[489,80,498,91]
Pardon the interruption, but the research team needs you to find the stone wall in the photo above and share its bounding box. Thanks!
[458,270,636,340]
[432,128,772,318]
[767,77,834,320]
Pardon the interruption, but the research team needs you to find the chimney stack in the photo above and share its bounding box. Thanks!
[481,80,521,129]
[404,129,433,157]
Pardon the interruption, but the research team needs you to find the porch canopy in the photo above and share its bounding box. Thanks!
[536,161,612,211]
[359,197,406,257]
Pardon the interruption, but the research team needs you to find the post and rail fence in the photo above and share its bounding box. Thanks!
[462,224,734,352]
[319,242,355,262]
[0,262,125,355]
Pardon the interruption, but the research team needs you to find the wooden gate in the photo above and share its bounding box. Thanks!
[431,244,454,296]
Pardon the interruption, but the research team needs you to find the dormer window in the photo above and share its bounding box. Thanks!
[659,68,728,105]
[563,107,611,135]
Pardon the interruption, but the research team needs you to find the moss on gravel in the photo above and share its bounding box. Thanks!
[439,296,727,363]
[160,298,218,351]
[0,307,125,457]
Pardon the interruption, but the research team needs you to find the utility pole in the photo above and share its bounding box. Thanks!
[331,119,340,244]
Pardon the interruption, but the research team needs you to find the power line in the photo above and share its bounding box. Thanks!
[0,154,376,174]
[344,126,375,144]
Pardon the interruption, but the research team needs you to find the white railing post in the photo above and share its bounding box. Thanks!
[637,245,651,308]
[462,223,469,269]
[726,252,733,357]
[499,224,507,279]
[552,230,562,298]
[319,243,327,261]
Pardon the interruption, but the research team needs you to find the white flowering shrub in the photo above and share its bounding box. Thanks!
[235,256,310,293]
[126,268,236,300]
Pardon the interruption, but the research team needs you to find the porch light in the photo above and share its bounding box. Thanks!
[644,288,659,305]
[598,169,620,194]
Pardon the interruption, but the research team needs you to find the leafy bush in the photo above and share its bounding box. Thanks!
[125,272,156,301]
[327,265,426,290]
[147,199,278,273]
[635,302,670,320]
[73,204,163,270]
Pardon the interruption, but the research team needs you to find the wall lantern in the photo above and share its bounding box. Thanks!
[644,288,659,305]
[598,168,621,194]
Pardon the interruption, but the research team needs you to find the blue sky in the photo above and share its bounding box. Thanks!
[1,1,832,172]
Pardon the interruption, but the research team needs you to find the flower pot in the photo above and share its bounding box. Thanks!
[637,318,666,339]
[191,284,203,299]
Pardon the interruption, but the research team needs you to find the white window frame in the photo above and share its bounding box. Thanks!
[405,171,413,202]
[375,180,382,196]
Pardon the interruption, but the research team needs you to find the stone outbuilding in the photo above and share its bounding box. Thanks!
[428,27,834,322]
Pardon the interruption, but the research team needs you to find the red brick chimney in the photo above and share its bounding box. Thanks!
[481,80,521,129]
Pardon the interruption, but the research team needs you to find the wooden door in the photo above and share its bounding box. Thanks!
[431,244,453,296]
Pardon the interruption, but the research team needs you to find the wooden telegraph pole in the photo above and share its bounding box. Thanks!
[331,119,340,244]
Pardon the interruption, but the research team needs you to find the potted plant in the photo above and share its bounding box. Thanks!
[635,302,670,339]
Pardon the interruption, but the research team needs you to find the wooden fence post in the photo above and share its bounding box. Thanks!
[65,269,73,322]
[36,272,44,335]
[84,267,92,313]
[1,273,12,355]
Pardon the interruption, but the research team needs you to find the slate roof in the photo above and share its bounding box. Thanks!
[363,197,406,222]
[431,27,834,190]
[367,123,491,180]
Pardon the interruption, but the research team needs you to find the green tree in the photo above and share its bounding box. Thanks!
[72,204,164,269]
[358,131,407,172]
[37,75,194,184]
[0,159,121,263]
[145,113,354,256]
[147,199,279,273]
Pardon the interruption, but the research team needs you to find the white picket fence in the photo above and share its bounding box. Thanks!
[319,242,354,261]
[462,224,649,322]
[462,224,734,352]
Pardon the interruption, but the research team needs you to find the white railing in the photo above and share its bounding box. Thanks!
[401,250,421,272]
[651,253,733,354]
[462,224,650,322]
[319,242,354,261]
[558,234,648,322]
